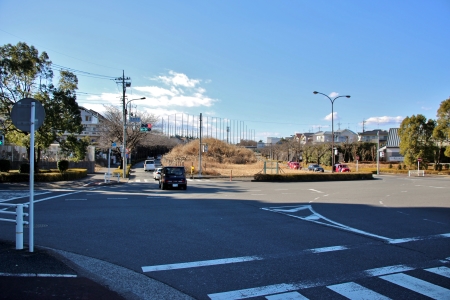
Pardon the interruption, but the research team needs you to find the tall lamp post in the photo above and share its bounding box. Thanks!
[313,91,351,172]
[123,97,146,178]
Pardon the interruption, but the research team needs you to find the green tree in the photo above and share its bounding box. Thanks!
[0,42,84,168]
[433,98,450,159]
[398,114,436,167]
[59,135,90,162]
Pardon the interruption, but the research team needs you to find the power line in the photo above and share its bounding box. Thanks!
[51,63,116,80]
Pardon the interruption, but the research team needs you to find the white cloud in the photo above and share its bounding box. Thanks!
[81,71,216,117]
[133,86,176,97]
[157,71,200,88]
[133,70,217,108]
[324,112,339,121]
[329,92,339,98]
[364,116,404,125]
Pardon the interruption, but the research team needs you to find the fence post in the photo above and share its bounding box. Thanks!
[16,204,24,250]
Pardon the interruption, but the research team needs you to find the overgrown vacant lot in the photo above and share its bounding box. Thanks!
[161,138,386,177]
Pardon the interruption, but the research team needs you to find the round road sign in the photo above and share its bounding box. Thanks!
[11,98,46,132]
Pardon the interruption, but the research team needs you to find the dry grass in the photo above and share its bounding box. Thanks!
[161,139,394,176]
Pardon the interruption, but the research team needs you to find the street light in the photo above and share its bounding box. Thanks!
[313,91,351,172]
[123,97,146,178]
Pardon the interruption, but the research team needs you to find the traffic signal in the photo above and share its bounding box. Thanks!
[0,135,4,146]
[140,123,152,132]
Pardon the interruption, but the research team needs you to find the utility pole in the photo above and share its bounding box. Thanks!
[198,113,202,177]
[115,70,131,179]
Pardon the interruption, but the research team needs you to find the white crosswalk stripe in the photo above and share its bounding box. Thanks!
[327,282,391,300]
[265,291,309,299]
[380,273,450,299]
[425,266,450,278]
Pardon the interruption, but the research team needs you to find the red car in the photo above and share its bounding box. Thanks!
[288,161,301,170]
[334,164,350,172]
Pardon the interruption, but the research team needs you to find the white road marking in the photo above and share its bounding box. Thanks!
[380,273,450,299]
[263,205,391,242]
[142,256,263,272]
[208,262,450,300]
[65,199,87,201]
[327,282,391,300]
[265,291,309,299]
[0,191,52,203]
[423,219,447,225]
[425,266,450,278]
[365,265,414,277]
[252,194,266,196]
[310,246,347,253]
[208,282,316,300]
[0,272,76,277]
[107,198,128,200]
[308,189,323,193]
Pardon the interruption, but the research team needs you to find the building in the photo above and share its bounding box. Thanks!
[383,128,404,162]
[358,129,388,144]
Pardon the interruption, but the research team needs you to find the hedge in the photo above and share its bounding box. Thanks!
[253,172,374,182]
[0,168,88,183]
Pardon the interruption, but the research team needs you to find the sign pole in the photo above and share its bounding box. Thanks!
[29,102,35,252]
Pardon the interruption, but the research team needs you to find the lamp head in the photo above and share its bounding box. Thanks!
[313,91,318,94]
[345,95,351,98]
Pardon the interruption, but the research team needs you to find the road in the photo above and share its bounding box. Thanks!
[1,167,449,299]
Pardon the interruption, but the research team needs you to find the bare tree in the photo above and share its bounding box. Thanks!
[96,104,158,151]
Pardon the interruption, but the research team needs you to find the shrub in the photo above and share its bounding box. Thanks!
[397,164,402,170]
[57,160,70,173]
[388,163,393,169]
[19,163,30,173]
[0,159,11,172]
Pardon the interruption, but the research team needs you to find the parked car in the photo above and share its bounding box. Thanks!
[308,164,324,172]
[159,166,187,190]
[288,161,301,170]
[334,164,350,172]
[153,167,162,180]
[144,159,156,172]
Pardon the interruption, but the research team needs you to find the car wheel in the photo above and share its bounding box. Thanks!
[161,182,165,190]
[182,185,187,190]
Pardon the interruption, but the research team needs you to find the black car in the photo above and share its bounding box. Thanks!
[308,164,324,172]
[158,166,187,190]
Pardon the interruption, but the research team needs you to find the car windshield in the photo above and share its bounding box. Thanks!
[167,168,184,175]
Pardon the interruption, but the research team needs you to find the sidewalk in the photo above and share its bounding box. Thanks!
[0,240,126,300]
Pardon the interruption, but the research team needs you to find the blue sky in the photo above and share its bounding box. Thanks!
[1,0,449,142]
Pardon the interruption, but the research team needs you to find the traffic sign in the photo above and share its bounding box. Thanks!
[11,98,46,132]
[417,158,422,162]
[112,142,117,147]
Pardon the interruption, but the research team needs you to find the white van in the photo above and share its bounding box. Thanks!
[144,160,156,171]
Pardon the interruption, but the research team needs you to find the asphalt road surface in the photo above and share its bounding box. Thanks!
[1,169,449,299]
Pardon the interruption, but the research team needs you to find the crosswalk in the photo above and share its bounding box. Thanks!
[208,264,450,299]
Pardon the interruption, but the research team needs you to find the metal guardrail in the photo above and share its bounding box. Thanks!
[0,203,29,250]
